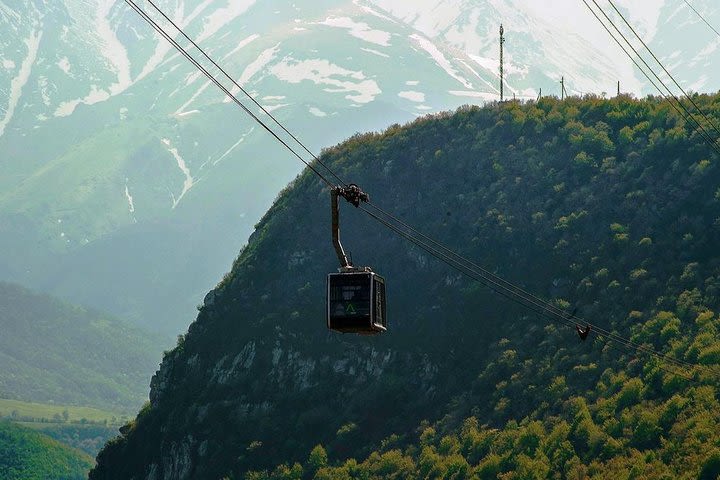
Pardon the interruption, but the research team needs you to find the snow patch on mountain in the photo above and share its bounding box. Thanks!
[410,34,473,89]
[214,127,254,166]
[318,16,391,46]
[353,1,398,24]
[689,74,709,92]
[469,42,527,77]
[263,103,289,112]
[162,138,195,209]
[309,106,327,117]
[691,37,720,66]
[196,0,256,43]
[96,0,132,95]
[0,28,42,138]
[449,90,501,101]
[0,0,21,23]
[57,57,71,74]
[224,44,281,103]
[49,0,140,118]
[52,0,137,117]
[361,47,389,58]
[443,6,485,54]
[176,80,212,114]
[184,71,203,88]
[467,55,497,76]
[137,33,174,83]
[38,76,51,106]
[133,0,208,84]
[124,179,137,222]
[238,44,280,84]
[457,58,499,93]
[55,85,111,117]
[270,57,380,104]
[367,0,459,37]
[222,34,260,61]
[176,110,200,117]
[2,59,15,69]
[399,90,425,102]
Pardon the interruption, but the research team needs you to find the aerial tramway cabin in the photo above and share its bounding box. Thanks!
[325,184,387,334]
[327,270,386,334]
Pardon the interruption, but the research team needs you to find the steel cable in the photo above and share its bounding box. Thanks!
[124,0,335,187]
[583,0,720,157]
[126,0,710,381]
[683,0,720,38]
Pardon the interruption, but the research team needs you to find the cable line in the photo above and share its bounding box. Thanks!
[362,207,659,360]
[594,331,697,382]
[361,204,699,375]
[141,0,347,188]
[607,0,720,141]
[361,206,698,382]
[124,0,335,187]
[126,0,707,380]
[683,0,720,38]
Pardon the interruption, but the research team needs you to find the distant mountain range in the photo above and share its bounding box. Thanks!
[1,0,718,334]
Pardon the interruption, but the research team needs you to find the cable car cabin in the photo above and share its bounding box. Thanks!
[327,271,387,334]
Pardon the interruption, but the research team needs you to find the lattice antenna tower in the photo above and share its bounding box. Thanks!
[500,24,505,101]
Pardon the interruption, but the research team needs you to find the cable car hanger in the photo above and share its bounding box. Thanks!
[327,184,387,334]
[332,184,369,271]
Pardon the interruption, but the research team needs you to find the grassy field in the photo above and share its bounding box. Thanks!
[0,398,127,425]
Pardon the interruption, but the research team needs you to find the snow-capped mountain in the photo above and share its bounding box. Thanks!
[1,0,718,334]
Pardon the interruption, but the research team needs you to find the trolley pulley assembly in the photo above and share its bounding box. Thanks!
[326,184,387,334]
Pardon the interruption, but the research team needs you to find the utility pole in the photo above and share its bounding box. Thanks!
[537,88,542,101]
[560,76,565,100]
[617,80,620,96]
[500,24,505,102]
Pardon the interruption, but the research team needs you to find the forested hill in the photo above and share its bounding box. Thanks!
[0,421,93,480]
[0,282,163,411]
[92,94,720,479]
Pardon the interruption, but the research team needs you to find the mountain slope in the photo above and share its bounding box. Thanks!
[0,282,163,412]
[90,94,720,479]
[0,421,94,480]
